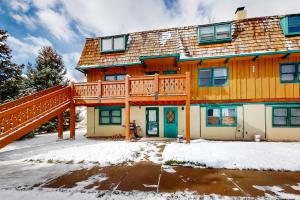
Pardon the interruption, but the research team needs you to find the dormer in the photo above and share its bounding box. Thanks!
[198,22,232,45]
[281,14,300,36]
[100,34,127,53]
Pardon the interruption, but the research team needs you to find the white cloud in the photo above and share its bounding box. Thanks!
[7,35,52,64]
[9,0,30,12]
[62,52,85,82]
[10,12,37,30]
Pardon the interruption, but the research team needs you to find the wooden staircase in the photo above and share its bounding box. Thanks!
[0,86,73,148]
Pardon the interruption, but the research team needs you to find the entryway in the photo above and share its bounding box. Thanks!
[163,107,178,138]
[146,107,159,137]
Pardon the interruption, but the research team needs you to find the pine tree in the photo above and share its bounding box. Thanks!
[0,29,24,103]
[26,46,82,134]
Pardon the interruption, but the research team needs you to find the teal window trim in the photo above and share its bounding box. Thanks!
[198,67,229,87]
[163,70,177,75]
[101,35,127,53]
[280,62,300,84]
[280,14,300,36]
[99,108,122,125]
[272,107,300,128]
[198,23,232,44]
[206,106,237,127]
[104,73,127,81]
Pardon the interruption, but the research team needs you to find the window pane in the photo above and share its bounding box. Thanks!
[105,75,116,81]
[199,69,211,78]
[207,108,220,125]
[199,79,212,86]
[111,117,121,124]
[199,69,212,86]
[291,117,300,125]
[214,78,227,85]
[274,108,288,116]
[102,38,112,51]
[216,24,230,39]
[281,74,296,82]
[113,36,124,50]
[281,65,296,73]
[222,108,236,125]
[101,110,109,117]
[291,108,300,116]
[288,16,300,33]
[214,68,227,77]
[116,74,126,80]
[112,110,121,116]
[274,117,287,125]
[100,117,110,124]
[200,26,214,41]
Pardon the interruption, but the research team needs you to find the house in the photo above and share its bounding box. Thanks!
[76,8,300,142]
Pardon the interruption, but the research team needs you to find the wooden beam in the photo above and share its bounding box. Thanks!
[70,82,76,139]
[57,113,63,139]
[185,72,191,144]
[252,55,259,61]
[125,75,130,141]
[281,53,290,60]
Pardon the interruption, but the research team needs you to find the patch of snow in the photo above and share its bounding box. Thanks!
[143,184,157,188]
[163,141,300,171]
[291,183,300,191]
[74,174,107,191]
[162,165,176,173]
[159,32,171,47]
[253,185,300,199]
[232,188,239,191]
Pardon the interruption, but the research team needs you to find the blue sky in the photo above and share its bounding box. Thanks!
[1,0,299,81]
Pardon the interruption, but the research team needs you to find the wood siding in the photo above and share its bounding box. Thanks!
[86,55,300,102]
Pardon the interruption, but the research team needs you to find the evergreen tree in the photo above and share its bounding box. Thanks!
[26,46,82,134]
[0,29,24,103]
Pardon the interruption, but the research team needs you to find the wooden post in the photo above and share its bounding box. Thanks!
[57,113,63,139]
[70,82,75,139]
[98,80,102,99]
[125,75,130,141]
[154,73,159,100]
[185,72,191,144]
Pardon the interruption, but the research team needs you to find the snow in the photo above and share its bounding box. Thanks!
[159,32,171,46]
[253,185,300,199]
[162,165,176,173]
[163,140,300,171]
[291,183,300,191]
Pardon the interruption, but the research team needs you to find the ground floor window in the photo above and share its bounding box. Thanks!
[104,74,126,81]
[99,109,122,125]
[207,107,237,126]
[273,107,300,127]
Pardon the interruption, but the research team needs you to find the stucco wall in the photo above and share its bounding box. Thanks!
[200,106,243,140]
[266,106,300,141]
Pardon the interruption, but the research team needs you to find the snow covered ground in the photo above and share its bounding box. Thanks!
[163,139,300,171]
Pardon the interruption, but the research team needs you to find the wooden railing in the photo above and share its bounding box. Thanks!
[73,73,189,102]
[0,86,71,142]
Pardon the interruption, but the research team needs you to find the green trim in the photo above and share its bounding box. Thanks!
[280,14,300,36]
[140,54,180,62]
[95,106,125,109]
[280,62,300,84]
[198,23,232,44]
[198,67,228,87]
[99,108,122,125]
[195,102,300,107]
[78,62,142,70]
[206,106,237,127]
[101,35,127,53]
[179,50,300,62]
[146,107,159,137]
[104,73,127,81]
[163,70,177,75]
[272,107,300,128]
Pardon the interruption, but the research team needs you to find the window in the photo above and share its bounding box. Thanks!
[198,67,228,87]
[280,63,300,83]
[163,70,177,75]
[207,107,237,127]
[198,23,231,44]
[273,107,300,127]
[99,109,121,125]
[145,71,159,75]
[101,35,126,52]
[104,74,126,81]
[281,15,300,36]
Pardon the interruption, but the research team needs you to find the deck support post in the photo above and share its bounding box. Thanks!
[70,82,76,139]
[185,72,191,144]
[125,75,130,141]
[58,113,63,139]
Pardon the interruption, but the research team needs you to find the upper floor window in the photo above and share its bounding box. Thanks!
[281,15,300,36]
[273,107,300,127]
[198,67,228,87]
[101,35,126,52]
[280,63,300,83]
[104,74,126,81]
[198,23,231,44]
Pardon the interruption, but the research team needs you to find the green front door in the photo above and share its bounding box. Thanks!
[146,107,159,137]
[164,107,178,138]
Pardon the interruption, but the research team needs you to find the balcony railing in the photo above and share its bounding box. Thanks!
[72,73,190,104]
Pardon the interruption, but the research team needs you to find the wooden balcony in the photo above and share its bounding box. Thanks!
[73,73,190,105]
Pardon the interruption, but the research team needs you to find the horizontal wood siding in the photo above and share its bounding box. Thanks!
[86,55,300,101]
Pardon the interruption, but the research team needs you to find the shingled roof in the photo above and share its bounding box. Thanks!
[78,15,300,67]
